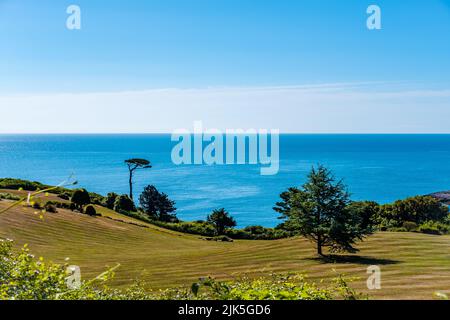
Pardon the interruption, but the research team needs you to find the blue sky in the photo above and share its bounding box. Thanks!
[0,0,450,132]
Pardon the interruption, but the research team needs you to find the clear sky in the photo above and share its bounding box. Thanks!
[1,0,450,133]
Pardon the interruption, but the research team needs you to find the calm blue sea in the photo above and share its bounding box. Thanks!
[1,134,449,227]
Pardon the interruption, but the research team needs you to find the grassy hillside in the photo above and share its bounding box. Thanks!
[0,199,449,300]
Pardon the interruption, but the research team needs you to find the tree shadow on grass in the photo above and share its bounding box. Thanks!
[305,255,400,265]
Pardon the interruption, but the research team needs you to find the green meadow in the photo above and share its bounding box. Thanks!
[0,189,449,300]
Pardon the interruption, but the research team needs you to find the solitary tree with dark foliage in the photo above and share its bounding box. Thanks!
[275,165,372,256]
[70,189,91,212]
[104,192,118,210]
[207,208,237,235]
[139,185,177,222]
[125,159,151,199]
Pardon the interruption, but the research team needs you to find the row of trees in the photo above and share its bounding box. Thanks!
[72,158,447,256]
[104,186,237,236]
[122,158,238,234]
[68,159,176,221]
[103,186,178,222]
[273,165,449,255]
[122,158,371,254]
[72,155,235,235]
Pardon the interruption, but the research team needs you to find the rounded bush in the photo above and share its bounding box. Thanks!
[402,221,418,232]
[84,205,97,216]
[32,202,42,209]
[44,203,58,213]
[71,189,91,212]
[113,195,136,213]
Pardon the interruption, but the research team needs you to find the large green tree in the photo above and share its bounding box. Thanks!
[207,208,237,235]
[139,185,177,222]
[125,159,152,200]
[275,165,371,256]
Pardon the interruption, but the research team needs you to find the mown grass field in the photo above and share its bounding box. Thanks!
[0,197,449,300]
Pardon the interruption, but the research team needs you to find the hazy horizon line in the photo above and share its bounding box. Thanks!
[2,132,450,135]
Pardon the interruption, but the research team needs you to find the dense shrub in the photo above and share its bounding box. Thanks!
[243,225,266,234]
[341,196,450,234]
[146,219,289,240]
[114,195,136,213]
[44,203,58,213]
[0,193,21,201]
[203,235,234,242]
[417,221,450,235]
[160,221,217,237]
[0,178,105,205]
[71,189,91,212]
[58,192,71,200]
[346,201,380,229]
[4,178,447,239]
[388,227,407,232]
[0,178,46,192]
[89,194,105,206]
[32,201,42,210]
[45,200,72,210]
[113,210,289,240]
[225,227,290,240]
[116,209,153,222]
[103,192,118,210]
[84,205,97,217]
[378,196,448,227]
[118,211,192,233]
[275,189,449,236]
[243,225,292,239]
[402,221,418,232]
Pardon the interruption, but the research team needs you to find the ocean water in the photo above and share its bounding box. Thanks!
[1,134,449,227]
